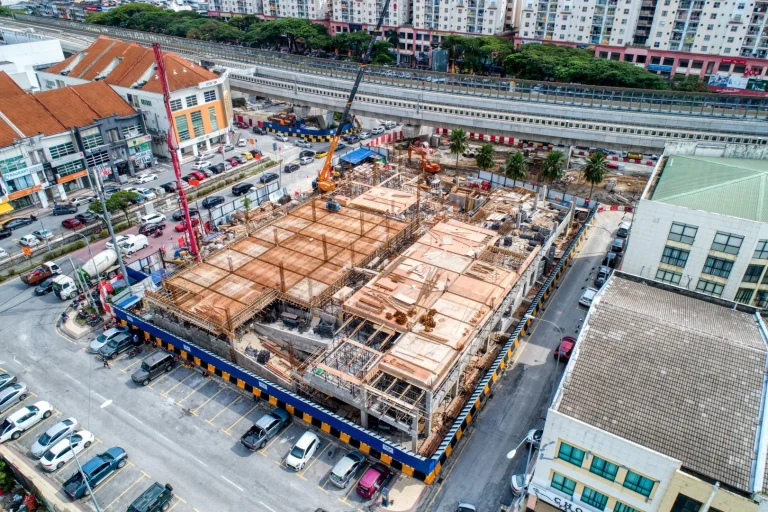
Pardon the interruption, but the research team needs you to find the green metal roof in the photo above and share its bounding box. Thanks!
[651,156,768,222]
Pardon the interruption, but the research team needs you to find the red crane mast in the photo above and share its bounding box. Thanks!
[151,43,199,260]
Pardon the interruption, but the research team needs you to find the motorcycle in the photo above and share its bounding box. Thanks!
[127,346,142,358]
[153,229,164,238]
[86,314,103,327]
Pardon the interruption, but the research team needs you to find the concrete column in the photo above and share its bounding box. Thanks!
[424,392,433,434]
[205,139,212,152]
[411,416,419,452]
[191,144,199,157]
[30,172,48,208]
[361,388,369,428]
[452,376,460,398]
[56,184,68,201]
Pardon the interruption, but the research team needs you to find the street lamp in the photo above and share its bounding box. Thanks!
[68,430,101,512]
[73,232,99,310]
[523,314,564,334]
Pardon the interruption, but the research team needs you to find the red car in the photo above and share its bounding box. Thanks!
[356,463,391,499]
[188,170,207,181]
[554,336,577,361]
[174,218,200,232]
[236,121,249,129]
[227,158,240,167]
[61,218,83,229]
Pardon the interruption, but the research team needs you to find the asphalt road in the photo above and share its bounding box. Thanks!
[423,210,627,512]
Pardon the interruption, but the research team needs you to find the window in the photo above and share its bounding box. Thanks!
[702,257,733,278]
[48,142,76,160]
[169,98,182,111]
[623,470,655,497]
[0,155,27,175]
[755,290,768,308]
[208,107,218,132]
[190,111,205,138]
[743,264,764,283]
[668,222,697,244]
[56,159,85,177]
[656,269,682,284]
[707,24,714,30]
[557,443,585,467]
[551,473,576,496]
[175,114,190,142]
[661,246,689,268]
[670,494,702,512]
[704,35,711,41]
[711,232,743,255]
[615,504,640,512]
[589,456,618,481]
[85,150,109,167]
[185,95,198,108]
[735,288,755,304]
[581,487,608,511]
[696,279,724,297]
[754,240,768,259]
[121,124,142,138]
[80,130,104,151]
[140,98,152,106]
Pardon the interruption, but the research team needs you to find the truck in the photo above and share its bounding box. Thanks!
[20,262,61,285]
[62,448,127,500]
[51,249,119,300]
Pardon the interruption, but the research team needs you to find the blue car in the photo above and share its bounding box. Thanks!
[63,447,127,499]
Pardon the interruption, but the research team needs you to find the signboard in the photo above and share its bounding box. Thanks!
[746,79,768,93]
[126,134,152,148]
[49,152,84,168]
[22,246,32,256]
[8,184,42,200]
[2,163,42,182]
[721,58,747,65]
[529,483,601,512]
[707,73,749,90]
[647,64,673,72]
[56,170,88,184]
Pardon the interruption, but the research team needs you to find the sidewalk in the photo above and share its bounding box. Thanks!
[376,475,429,512]
[59,314,100,340]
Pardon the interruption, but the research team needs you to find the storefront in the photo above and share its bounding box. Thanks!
[51,152,89,194]
[127,134,153,171]
[3,163,45,209]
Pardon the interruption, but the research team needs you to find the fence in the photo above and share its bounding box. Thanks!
[207,180,282,225]
[114,203,599,483]
[478,170,593,208]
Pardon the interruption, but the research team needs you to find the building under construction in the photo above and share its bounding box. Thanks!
[144,167,579,455]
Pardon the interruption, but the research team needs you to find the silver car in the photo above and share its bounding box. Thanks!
[88,327,129,354]
[30,418,77,458]
[0,383,28,413]
[0,373,16,392]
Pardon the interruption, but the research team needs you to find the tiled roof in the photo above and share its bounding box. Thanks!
[0,81,135,148]
[0,72,26,99]
[557,273,767,493]
[43,36,219,92]
[651,155,768,223]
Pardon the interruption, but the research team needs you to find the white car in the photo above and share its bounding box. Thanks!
[40,430,95,472]
[295,139,312,148]
[192,161,212,171]
[358,131,371,139]
[299,156,314,165]
[510,473,532,495]
[0,401,53,443]
[135,188,157,201]
[0,248,8,259]
[19,235,41,247]
[30,418,77,458]
[237,140,247,147]
[106,234,134,251]
[371,126,385,135]
[285,431,319,471]
[579,287,599,307]
[274,133,289,142]
[195,153,215,162]
[223,144,235,152]
[32,229,54,241]
[135,173,158,184]
[70,196,95,207]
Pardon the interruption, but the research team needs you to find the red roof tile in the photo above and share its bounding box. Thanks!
[67,36,115,79]
[0,72,26,99]
[80,40,133,81]
[0,95,66,146]
[69,81,136,119]
[0,119,21,148]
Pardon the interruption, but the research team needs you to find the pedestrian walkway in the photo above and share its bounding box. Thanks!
[376,475,428,512]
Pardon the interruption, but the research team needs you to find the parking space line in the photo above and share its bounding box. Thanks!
[190,387,223,415]
[119,358,143,374]
[16,411,60,441]
[166,497,184,511]
[339,465,368,505]
[147,366,184,389]
[221,403,258,435]
[174,378,212,407]
[160,372,195,397]
[205,395,240,425]
[102,473,148,511]
[59,439,101,472]
[258,426,289,457]
[91,465,128,495]
[297,443,329,480]
[3,392,36,415]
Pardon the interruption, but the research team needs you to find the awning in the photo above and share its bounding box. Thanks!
[117,295,141,309]
[340,148,375,165]
[0,202,14,215]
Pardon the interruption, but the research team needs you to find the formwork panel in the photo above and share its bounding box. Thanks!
[286,277,330,304]
[271,215,313,233]
[180,263,229,288]
[291,200,331,222]
[252,226,294,245]
[179,289,247,324]
[259,246,324,277]
[301,224,360,248]
[211,274,272,304]
[318,214,379,236]
[206,249,253,272]
[311,262,346,285]
[235,259,303,290]
[279,234,344,262]
[230,237,273,258]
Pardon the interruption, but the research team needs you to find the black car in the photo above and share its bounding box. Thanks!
[0,228,11,239]
[260,173,279,184]
[4,217,35,230]
[232,183,254,196]
[250,149,262,158]
[34,278,55,296]
[103,185,120,195]
[211,163,226,174]
[336,143,347,151]
[75,212,97,224]
[139,222,165,236]
[299,150,315,158]
[52,204,78,216]
[252,126,266,135]
[160,182,178,193]
[98,332,138,359]
[346,135,359,144]
[201,196,225,209]
[284,163,300,173]
[172,208,199,221]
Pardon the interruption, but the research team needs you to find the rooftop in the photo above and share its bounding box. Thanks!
[44,36,219,92]
[557,273,768,493]
[650,155,768,223]
[0,80,135,148]
[0,72,26,99]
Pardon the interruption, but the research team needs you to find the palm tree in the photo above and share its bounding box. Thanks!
[449,129,468,173]
[540,150,566,190]
[476,143,495,173]
[504,152,528,186]
[582,152,607,199]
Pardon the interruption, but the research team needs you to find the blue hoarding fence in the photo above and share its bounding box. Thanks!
[262,122,355,141]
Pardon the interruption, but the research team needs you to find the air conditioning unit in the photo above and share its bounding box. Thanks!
[731,13,742,21]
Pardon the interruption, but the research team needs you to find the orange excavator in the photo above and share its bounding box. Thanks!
[313,0,392,193]
[408,144,441,174]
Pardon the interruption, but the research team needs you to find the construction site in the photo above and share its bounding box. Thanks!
[140,155,585,456]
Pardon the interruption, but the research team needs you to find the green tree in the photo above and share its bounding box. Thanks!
[582,152,607,199]
[384,29,399,47]
[0,6,15,17]
[504,152,528,185]
[540,150,567,189]
[0,458,14,492]
[372,41,394,65]
[449,129,468,171]
[89,190,140,226]
[227,14,261,32]
[476,143,495,173]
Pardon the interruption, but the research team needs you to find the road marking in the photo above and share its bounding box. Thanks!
[166,496,186,512]
[146,365,182,389]
[190,387,223,415]
[221,403,258,434]
[175,379,213,407]
[205,395,240,425]
[297,443,328,480]
[53,323,76,345]
[160,371,195,397]
[100,400,112,409]
[102,473,148,511]
[260,501,278,512]
[258,425,289,457]
[120,358,143,374]
[220,475,244,492]
[338,469,364,505]
[91,464,127,495]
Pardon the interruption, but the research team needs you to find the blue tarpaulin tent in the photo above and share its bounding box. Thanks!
[340,148,375,165]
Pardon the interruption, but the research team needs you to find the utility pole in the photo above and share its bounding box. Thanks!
[89,165,130,286]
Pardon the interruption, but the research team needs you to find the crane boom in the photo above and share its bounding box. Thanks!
[152,43,199,260]
[314,0,392,193]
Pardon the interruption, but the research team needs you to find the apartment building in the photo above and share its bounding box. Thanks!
[528,272,768,512]
[37,36,233,160]
[621,150,768,309]
[208,0,262,17]
[331,0,410,28]
[0,75,147,213]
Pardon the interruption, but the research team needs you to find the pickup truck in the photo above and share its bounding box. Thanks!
[20,261,61,285]
[62,447,127,499]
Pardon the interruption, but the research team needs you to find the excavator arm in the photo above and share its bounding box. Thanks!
[314,0,392,193]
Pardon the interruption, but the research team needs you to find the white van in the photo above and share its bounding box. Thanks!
[120,234,148,255]
[617,221,631,238]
